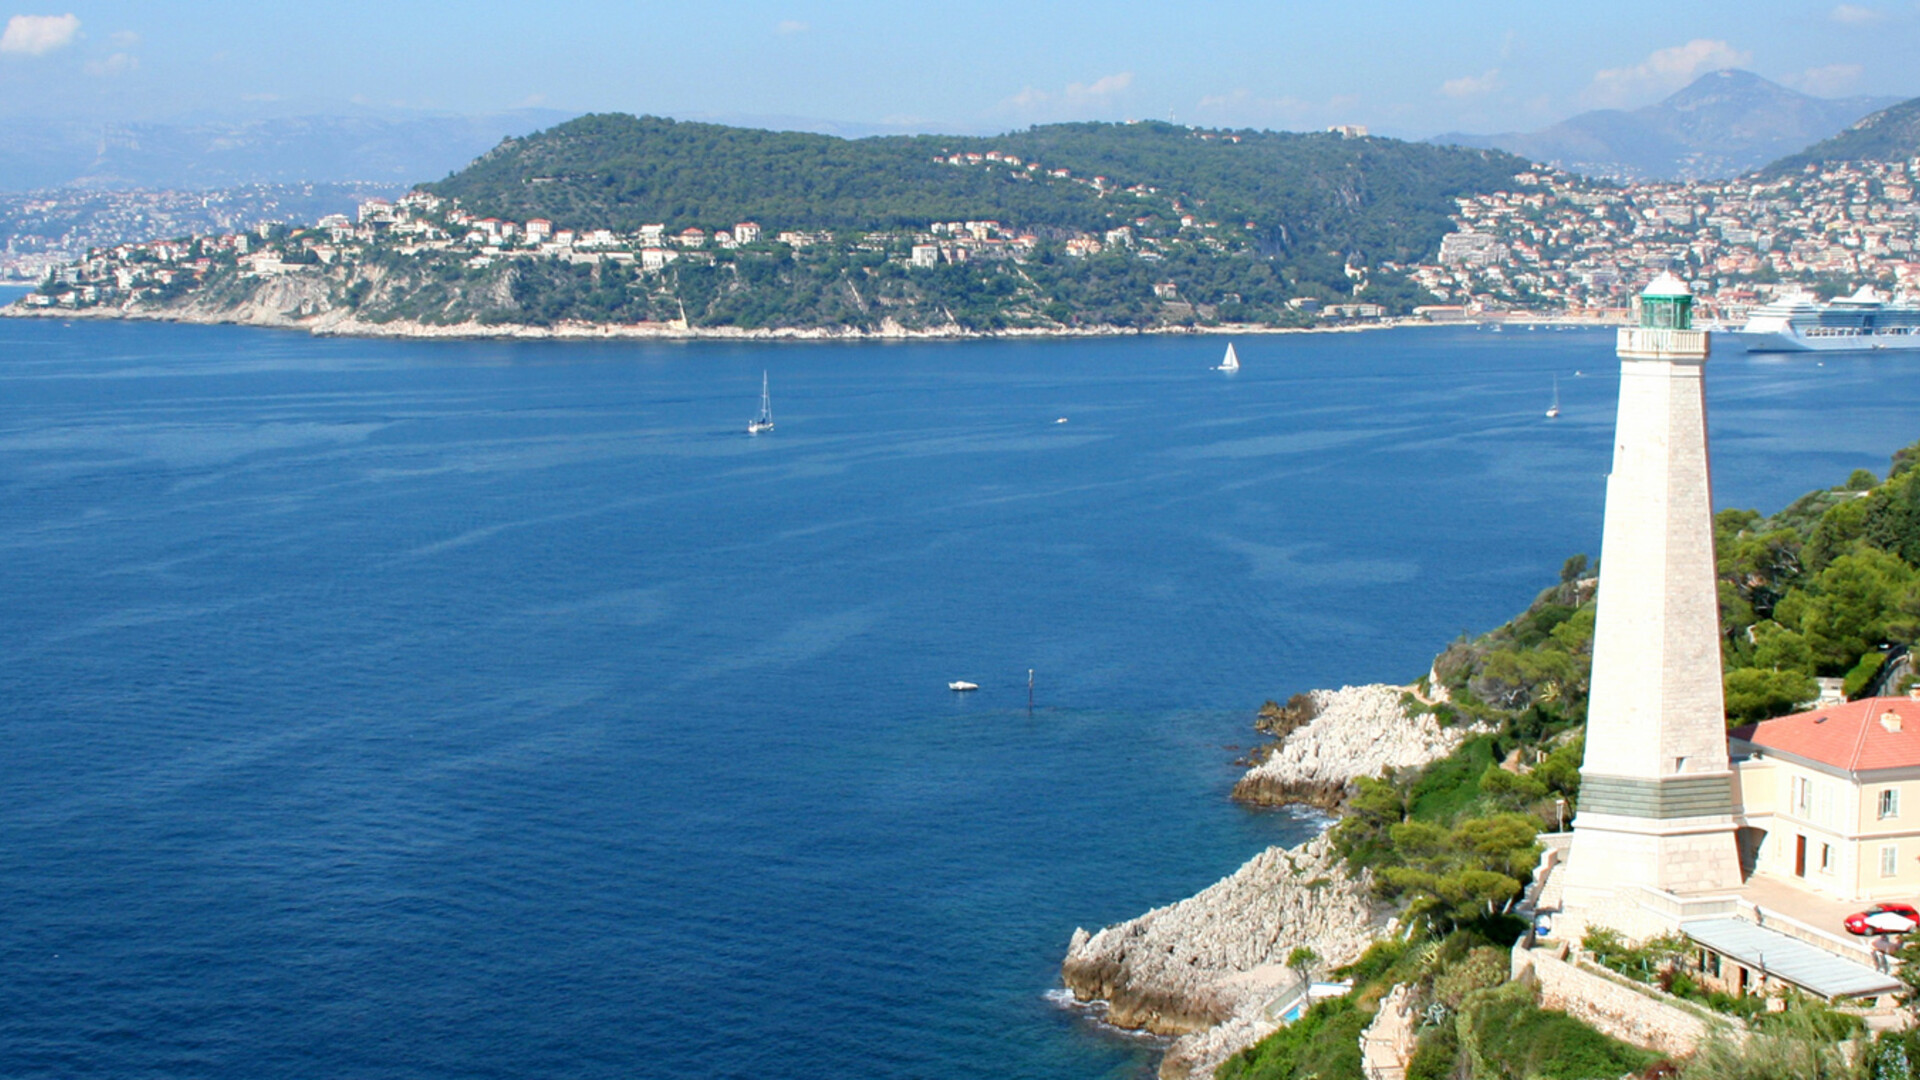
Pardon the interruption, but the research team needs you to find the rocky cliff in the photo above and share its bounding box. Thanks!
[1232,684,1476,809]
[1059,685,1484,1078]
[1062,836,1382,1079]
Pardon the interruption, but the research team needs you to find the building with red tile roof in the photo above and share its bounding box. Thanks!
[1730,692,1920,902]
[1733,695,1920,774]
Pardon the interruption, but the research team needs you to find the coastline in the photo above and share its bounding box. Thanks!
[0,298,1625,343]
[1231,684,1486,809]
[1062,836,1382,1080]
[1059,683,1475,1079]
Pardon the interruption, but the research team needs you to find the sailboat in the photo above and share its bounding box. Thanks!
[1545,376,1561,419]
[748,371,774,434]
[1216,342,1240,371]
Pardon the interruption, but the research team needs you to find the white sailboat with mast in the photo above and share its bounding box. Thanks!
[748,371,775,434]
[1545,376,1561,419]
[1216,342,1240,371]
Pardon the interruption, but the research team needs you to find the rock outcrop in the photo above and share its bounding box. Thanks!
[1232,684,1477,808]
[1254,692,1320,739]
[1062,836,1382,1079]
[1358,983,1418,1080]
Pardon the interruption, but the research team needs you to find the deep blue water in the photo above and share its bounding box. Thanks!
[2,313,1916,1079]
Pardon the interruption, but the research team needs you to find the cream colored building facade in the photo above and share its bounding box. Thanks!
[1732,698,1920,904]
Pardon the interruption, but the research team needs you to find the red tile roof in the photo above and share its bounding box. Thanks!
[1733,696,1920,773]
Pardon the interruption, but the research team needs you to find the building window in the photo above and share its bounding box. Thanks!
[1883,844,1899,878]
[1821,843,1834,873]
[1792,776,1811,817]
[1881,788,1901,820]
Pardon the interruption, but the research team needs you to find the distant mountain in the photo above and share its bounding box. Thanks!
[1762,95,1920,175]
[0,110,576,192]
[1432,70,1899,182]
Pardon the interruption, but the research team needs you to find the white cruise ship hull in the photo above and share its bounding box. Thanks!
[1735,326,1920,353]
[1735,288,1920,353]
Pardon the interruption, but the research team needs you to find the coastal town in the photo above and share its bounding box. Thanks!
[0,182,399,286]
[11,141,1326,325]
[17,146,1919,332]
[1422,157,1920,322]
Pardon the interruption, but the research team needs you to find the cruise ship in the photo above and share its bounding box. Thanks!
[1734,287,1920,353]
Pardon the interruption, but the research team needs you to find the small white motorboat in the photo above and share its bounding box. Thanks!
[948,680,979,692]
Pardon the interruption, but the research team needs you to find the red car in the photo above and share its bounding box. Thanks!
[1844,903,1920,935]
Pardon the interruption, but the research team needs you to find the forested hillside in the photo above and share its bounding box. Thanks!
[1763,95,1920,176]
[425,114,1527,269]
[28,115,1543,332]
[1431,439,1920,734]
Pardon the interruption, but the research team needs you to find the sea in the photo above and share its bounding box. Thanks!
[2,305,1916,1079]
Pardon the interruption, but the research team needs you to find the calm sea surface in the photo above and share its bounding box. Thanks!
[2,308,1916,1079]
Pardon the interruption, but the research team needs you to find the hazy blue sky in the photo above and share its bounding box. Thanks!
[0,1,1914,136]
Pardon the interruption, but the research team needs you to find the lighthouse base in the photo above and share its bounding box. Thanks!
[1554,810,1745,939]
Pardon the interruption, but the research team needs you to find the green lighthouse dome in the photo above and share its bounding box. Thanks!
[1638,271,1693,330]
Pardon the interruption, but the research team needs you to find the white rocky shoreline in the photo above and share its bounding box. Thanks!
[1061,684,1480,1079]
[1232,684,1482,808]
[1,297,1435,341]
[1062,837,1383,1080]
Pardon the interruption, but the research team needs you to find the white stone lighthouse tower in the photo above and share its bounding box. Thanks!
[1561,273,1744,911]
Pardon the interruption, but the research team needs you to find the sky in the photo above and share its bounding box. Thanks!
[0,1,1915,137]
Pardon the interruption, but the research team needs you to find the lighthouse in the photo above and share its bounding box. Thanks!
[1560,273,1744,914]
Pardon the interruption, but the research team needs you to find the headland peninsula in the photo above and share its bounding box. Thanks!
[2,116,1510,337]
[10,98,1920,341]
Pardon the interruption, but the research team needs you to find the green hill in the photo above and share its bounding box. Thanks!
[1762,95,1920,175]
[423,114,1527,268]
[44,116,1536,334]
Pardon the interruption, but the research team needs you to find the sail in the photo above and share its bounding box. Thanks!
[1219,343,1240,371]
[749,371,774,433]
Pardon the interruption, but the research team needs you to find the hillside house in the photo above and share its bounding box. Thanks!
[1732,693,1920,902]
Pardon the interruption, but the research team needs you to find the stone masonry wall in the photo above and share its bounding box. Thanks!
[1513,943,1728,1059]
